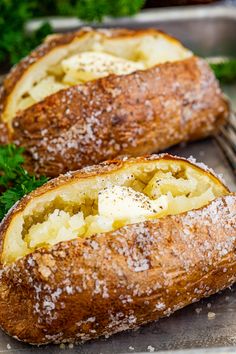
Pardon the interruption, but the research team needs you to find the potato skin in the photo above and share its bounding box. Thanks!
[0,195,236,344]
[0,121,10,145]
[0,154,234,345]
[12,56,229,177]
[0,28,229,177]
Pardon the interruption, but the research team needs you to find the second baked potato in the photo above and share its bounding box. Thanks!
[0,28,229,176]
[0,154,235,345]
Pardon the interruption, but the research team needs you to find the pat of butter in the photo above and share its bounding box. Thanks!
[61,51,145,78]
[98,186,168,221]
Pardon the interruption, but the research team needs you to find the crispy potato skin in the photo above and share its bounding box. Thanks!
[12,56,229,177]
[0,28,229,176]
[0,195,236,344]
[0,155,235,345]
[0,121,9,145]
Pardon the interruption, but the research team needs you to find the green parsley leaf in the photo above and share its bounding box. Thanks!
[0,0,145,67]
[0,145,25,187]
[0,144,48,221]
[210,59,236,84]
[56,0,145,22]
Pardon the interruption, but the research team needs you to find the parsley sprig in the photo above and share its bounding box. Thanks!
[0,145,48,220]
[210,59,236,84]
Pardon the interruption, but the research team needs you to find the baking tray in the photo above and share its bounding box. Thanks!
[1,5,236,354]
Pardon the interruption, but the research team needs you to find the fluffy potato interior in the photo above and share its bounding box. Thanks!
[4,31,192,124]
[2,159,228,264]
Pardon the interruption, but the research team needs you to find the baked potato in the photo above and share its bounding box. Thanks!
[0,28,229,177]
[0,154,235,345]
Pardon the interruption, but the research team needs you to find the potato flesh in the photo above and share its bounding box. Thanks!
[2,160,227,264]
[21,52,144,108]
[13,33,192,116]
[24,174,215,249]
[61,52,145,83]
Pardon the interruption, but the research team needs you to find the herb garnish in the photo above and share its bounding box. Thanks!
[0,145,48,220]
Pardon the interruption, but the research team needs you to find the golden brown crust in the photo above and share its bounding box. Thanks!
[0,122,10,145]
[0,194,235,344]
[0,28,229,176]
[0,154,233,345]
[12,56,229,176]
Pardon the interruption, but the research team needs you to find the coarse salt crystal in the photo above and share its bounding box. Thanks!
[208,312,216,319]
[147,345,155,352]
[195,307,202,314]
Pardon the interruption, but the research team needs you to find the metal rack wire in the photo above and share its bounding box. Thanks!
[215,111,236,174]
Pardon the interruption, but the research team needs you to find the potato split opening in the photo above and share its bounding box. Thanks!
[4,31,192,124]
[2,159,228,264]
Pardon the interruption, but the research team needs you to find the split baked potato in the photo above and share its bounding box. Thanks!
[0,154,235,345]
[0,28,229,177]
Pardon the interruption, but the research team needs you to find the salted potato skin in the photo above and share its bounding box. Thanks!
[0,197,236,344]
[0,154,235,345]
[0,28,229,176]
[12,56,229,177]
